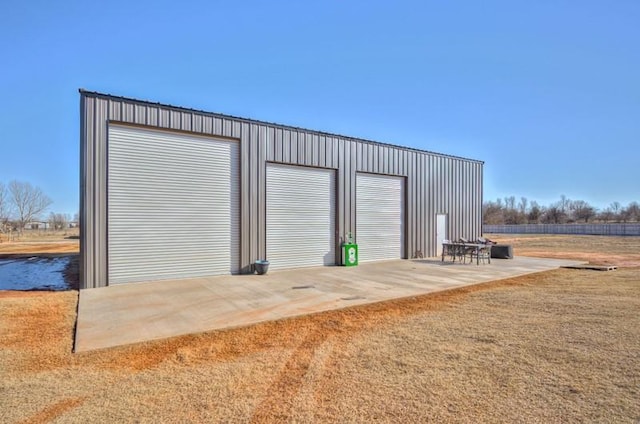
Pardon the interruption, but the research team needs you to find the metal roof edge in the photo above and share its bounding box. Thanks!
[78,89,485,165]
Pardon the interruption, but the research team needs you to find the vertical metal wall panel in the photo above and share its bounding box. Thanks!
[345,139,353,237]
[419,154,425,252]
[249,123,259,265]
[135,104,146,124]
[266,164,336,269]
[349,141,357,234]
[265,127,273,161]
[324,136,332,168]
[257,125,267,261]
[168,108,177,127]
[240,122,251,273]
[192,114,202,133]
[79,95,91,287]
[289,131,297,163]
[294,131,302,163]
[271,127,280,162]
[309,134,316,166]
[96,99,108,285]
[148,107,158,127]
[331,137,339,169]
[79,90,483,289]
[168,110,179,129]
[336,139,344,242]
[202,115,212,134]
[318,135,326,166]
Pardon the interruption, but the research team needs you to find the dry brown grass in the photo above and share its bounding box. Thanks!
[0,229,79,255]
[487,233,640,267]
[1,235,639,422]
[0,242,79,255]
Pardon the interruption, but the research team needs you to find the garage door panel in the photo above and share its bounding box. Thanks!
[267,165,335,270]
[356,173,404,262]
[108,125,239,284]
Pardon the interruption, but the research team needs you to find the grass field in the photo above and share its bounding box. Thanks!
[0,229,79,255]
[1,234,639,423]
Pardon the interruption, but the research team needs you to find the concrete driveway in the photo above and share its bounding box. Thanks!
[75,256,583,352]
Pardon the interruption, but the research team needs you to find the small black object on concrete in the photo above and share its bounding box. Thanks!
[491,245,513,259]
[254,260,270,275]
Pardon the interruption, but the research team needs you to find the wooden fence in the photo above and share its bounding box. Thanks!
[483,223,640,236]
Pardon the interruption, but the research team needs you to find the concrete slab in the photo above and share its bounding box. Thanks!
[561,264,618,271]
[75,256,584,352]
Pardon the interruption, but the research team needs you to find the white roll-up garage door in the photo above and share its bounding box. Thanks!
[108,125,239,284]
[356,173,405,262]
[266,164,336,270]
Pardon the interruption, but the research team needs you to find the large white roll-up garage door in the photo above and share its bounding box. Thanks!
[108,125,239,284]
[266,164,336,270]
[356,173,405,262]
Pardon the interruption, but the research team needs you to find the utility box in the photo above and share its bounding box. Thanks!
[342,243,358,266]
[491,244,513,259]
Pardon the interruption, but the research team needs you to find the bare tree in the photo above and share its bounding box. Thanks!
[483,200,504,225]
[504,196,516,211]
[559,194,570,214]
[571,200,597,223]
[610,201,621,213]
[0,182,10,233]
[542,204,567,224]
[599,208,614,223]
[48,212,69,230]
[621,202,640,222]
[9,180,53,231]
[518,197,528,215]
[527,201,543,223]
[484,196,639,225]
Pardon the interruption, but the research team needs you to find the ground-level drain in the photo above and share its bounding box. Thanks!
[292,285,315,290]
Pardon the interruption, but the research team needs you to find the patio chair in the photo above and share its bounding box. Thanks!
[442,240,457,262]
[458,242,477,264]
[469,245,491,265]
[476,236,495,245]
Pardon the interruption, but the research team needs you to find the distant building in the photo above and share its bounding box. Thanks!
[24,221,50,230]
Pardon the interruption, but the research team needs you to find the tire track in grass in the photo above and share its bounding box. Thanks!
[249,326,329,423]
[19,397,85,424]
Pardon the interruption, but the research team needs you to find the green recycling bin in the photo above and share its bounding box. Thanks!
[342,243,358,267]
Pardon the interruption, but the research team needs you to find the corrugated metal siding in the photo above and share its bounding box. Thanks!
[108,125,240,284]
[266,164,336,269]
[80,90,483,289]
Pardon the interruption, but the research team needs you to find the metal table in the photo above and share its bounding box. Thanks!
[441,242,491,265]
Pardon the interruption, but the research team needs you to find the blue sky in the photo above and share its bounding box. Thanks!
[1,0,638,216]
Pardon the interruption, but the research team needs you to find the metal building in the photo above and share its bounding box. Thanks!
[79,90,484,289]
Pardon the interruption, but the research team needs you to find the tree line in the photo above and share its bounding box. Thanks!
[483,195,640,225]
[0,180,76,234]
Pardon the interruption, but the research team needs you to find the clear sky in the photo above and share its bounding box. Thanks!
[1,0,638,216]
